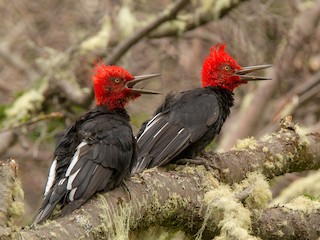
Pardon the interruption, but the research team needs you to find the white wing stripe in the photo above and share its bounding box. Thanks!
[153,122,169,139]
[58,178,66,185]
[69,187,78,201]
[146,113,162,128]
[66,141,87,177]
[157,128,187,158]
[138,113,163,140]
[67,168,81,190]
[178,128,185,134]
[44,158,57,196]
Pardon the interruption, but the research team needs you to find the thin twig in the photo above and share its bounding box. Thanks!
[0,112,64,133]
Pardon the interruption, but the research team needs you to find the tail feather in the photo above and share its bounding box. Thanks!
[31,180,67,226]
[31,203,56,226]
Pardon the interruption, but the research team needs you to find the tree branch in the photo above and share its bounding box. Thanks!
[106,0,191,65]
[148,0,248,38]
[0,112,63,133]
[253,202,320,240]
[0,159,23,227]
[1,118,320,239]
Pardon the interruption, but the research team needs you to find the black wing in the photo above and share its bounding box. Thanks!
[132,88,220,173]
[33,112,135,225]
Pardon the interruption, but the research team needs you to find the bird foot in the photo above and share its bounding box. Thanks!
[121,180,132,200]
[177,153,220,171]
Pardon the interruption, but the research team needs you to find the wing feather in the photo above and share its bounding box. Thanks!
[32,111,135,225]
[132,88,220,174]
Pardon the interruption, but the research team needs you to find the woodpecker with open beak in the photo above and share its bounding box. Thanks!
[32,64,160,225]
[132,44,271,173]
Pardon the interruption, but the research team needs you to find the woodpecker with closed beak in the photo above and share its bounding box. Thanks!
[132,44,271,173]
[32,64,160,225]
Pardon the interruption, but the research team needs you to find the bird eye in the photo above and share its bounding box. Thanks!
[114,78,121,84]
[224,65,231,71]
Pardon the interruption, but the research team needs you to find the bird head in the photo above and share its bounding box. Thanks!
[92,64,160,109]
[201,44,271,91]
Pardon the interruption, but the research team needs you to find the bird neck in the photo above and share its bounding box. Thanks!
[95,93,128,111]
[206,85,235,110]
[202,81,237,92]
[94,104,130,119]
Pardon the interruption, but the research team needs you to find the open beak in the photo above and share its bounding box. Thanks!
[125,73,161,94]
[234,64,272,81]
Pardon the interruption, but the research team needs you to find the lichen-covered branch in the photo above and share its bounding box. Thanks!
[11,168,210,239]
[1,119,320,239]
[253,197,320,240]
[148,0,248,38]
[0,159,24,227]
[212,117,320,185]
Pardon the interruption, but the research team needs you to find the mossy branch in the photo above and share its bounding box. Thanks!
[148,0,248,38]
[1,118,320,239]
[0,159,24,228]
[211,117,320,185]
[252,197,320,240]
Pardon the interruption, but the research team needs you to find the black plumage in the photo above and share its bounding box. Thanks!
[132,87,234,173]
[32,107,137,224]
[32,64,160,225]
[132,44,271,174]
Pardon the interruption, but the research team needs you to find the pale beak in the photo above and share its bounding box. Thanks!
[234,64,272,81]
[125,73,161,94]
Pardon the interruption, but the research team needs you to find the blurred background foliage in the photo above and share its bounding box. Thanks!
[0,0,319,224]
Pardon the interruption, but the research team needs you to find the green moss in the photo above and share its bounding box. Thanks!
[176,165,196,175]
[295,124,310,147]
[197,184,256,240]
[202,171,219,191]
[285,196,320,214]
[8,202,24,220]
[232,137,257,151]
[177,165,219,192]
[96,194,131,240]
[7,175,25,226]
[260,134,272,142]
[75,214,93,236]
[12,178,24,200]
[273,153,286,171]
[234,172,272,210]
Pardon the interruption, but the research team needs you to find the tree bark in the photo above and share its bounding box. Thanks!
[1,118,320,239]
[0,159,24,227]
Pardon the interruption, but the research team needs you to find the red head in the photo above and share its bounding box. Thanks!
[201,44,271,91]
[92,64,160,110]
